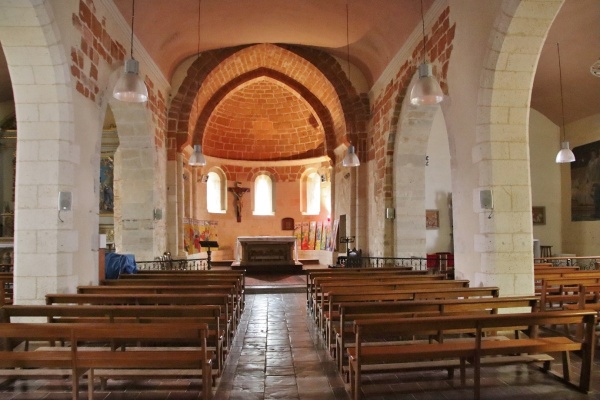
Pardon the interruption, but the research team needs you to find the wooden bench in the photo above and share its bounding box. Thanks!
[348,310,596,400]
[563,283,600,344]
[2,303,226,377]
[77,284,243,323]
[306,268,431,310]
[322,287,500,356]
[314,280,469,332]
[45,293,231,363]
[0,322,213,400]
[538,276,600,311]
[100,276,245,316]
[535,270,600,291]
[335,296,537,373]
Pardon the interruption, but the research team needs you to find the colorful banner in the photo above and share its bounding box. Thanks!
[183,219,219,255]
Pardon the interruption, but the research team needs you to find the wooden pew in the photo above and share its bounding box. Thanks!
[45,294,230,367]
[0,322,213,400]
[314,280,469,331]
[533,267,600,294]
[348,310,596,400]
[0,304,225,377]
[564,283,600,344]
[306,268,431,310]
[323,287,500,355]
[538,276,600,311]
[120,270,246,307]
[99,277,245,319]
[76,285,241,330]
[334,296,536,373]
[100,276,245,319]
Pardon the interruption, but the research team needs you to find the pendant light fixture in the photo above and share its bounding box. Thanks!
[409,0,444,106]
[189,144,206,166]
[554,43,575,163]
[342,3,360,167]
[189,0,206,167]
[113,0,148,102]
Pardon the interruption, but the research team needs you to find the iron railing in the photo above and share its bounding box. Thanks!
[534,256,599,270]
[136,253,208,271]
[337,256,429,270]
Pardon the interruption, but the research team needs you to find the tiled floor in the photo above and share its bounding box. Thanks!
[2,291,600,399]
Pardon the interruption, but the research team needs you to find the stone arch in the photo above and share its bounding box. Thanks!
[470,0,563,294]
[392,73,442,258]
[0,1,76,302]
[107,98,160,261]
[377,5,455,257]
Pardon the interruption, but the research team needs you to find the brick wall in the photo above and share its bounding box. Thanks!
[167,43,366,163]
[71,0,167,147]
[371,6,455,199]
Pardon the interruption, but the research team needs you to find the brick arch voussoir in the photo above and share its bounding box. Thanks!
[192,67,334,159]
[280,45,369,151]
[167,46,245,152]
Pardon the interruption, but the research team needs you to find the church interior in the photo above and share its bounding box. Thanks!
[1,0,600,398]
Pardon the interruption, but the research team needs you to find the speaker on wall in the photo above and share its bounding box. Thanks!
[58,191,72,211]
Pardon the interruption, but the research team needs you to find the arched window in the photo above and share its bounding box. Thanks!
[253,174,274,215]
[206,169,226,213]
[306,172,321,215]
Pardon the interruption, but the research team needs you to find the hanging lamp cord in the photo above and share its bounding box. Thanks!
[130,0,135,59]
[195,0,202,148]
[346,3,350,77]
[420,0,426,62]
[557,43,567,141]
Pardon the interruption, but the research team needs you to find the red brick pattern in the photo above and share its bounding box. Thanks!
[204,79,325,161]
[371,6,455,198]
[221,164,305,183]
[71,0,124,102]
[167,44,365,163]
[71,0,167,148]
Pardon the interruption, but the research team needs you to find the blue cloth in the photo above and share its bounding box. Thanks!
[104,252,137,279]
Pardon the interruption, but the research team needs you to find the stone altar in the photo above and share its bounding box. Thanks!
[232,236,302,273]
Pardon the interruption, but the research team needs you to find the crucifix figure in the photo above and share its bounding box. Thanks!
[228,182,250,222]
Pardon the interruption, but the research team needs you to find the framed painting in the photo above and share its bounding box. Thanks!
[99,156,114,214]
[532,206,546,225]
[281,217,294,230]
[571,141,600,221]
[426,209,439,229]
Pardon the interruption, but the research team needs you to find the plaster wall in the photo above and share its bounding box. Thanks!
[529,108,561,254]
[425,110,452,253]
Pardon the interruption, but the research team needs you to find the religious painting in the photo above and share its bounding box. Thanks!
[300,221,310,250]
[99,157,114,214]
[426,209,439,229]
[330,218,339,251]
[321,220,330,250]
[571,141,600,221]
[293,223,302,244]
[315,222,322,250]
[532,206,546,225]
[308,221,317,250]
[183,219,219,255]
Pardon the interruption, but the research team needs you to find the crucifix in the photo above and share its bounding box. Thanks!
[228,182,250,222]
